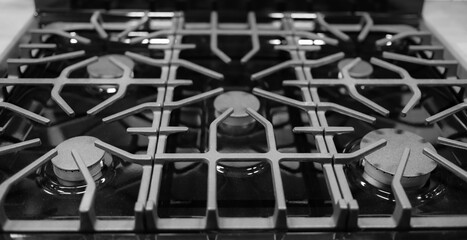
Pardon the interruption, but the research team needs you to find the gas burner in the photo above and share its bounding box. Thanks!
[217,161,267,178]
[360,128,437,189]
[85,54,135,95]
[86,55,135,79]
[338,58,373,78]
[212,91,266,175]
[51,136,112,186]
[213,91,260,135]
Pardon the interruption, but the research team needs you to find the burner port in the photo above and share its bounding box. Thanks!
[51,136,112,186]
[213,91,260,136]
[360,128,437,189]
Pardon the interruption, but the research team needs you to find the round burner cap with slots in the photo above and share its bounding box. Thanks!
[51,136,111,185]
[360,128,437,189]
[338,58,374,78]
[213,91,260,135]
[86,54,135,79]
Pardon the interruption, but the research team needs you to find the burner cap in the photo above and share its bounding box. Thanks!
[86,54,135,79]
[338,58,373,78]
[213,91,260,135]
[51,136,111,185]
[360,128,437,189]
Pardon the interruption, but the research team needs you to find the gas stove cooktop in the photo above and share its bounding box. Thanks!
[1,1,467,238]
